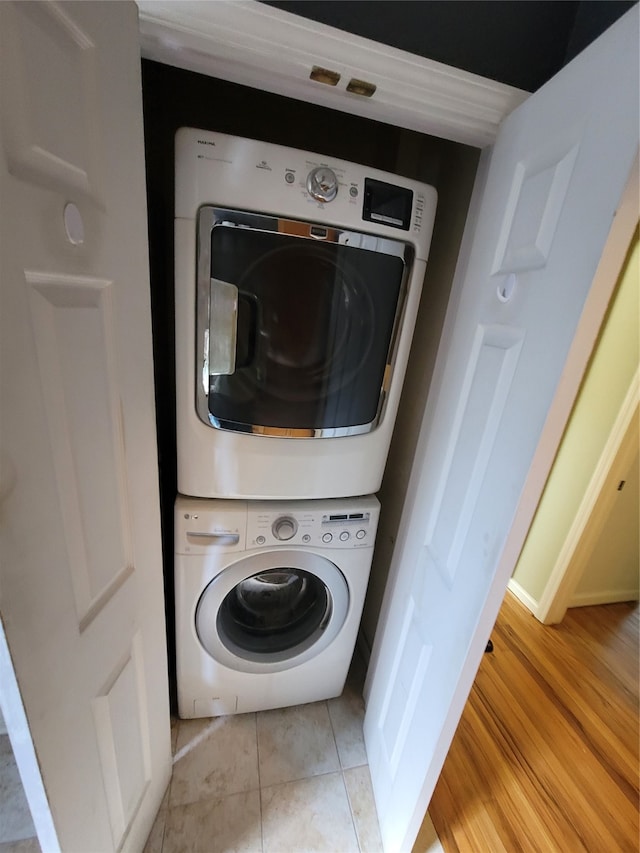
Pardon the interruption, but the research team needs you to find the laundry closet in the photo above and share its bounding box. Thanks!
[1,2,636,850]
[142,59,480,698]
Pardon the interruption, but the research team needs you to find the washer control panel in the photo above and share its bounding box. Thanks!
[272,516,298,541]
[248,496,380,550]
[176,495,380,552]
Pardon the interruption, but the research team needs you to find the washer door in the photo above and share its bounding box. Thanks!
[195,550,349,674]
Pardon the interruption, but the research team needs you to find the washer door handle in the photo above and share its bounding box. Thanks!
[209,278,238,375]
[187,531,240,546]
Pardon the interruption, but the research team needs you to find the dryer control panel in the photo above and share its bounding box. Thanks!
[175,128,437,258]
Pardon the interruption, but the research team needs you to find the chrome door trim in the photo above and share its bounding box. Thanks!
[195,205,415,437]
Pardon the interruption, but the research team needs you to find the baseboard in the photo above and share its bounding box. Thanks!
[569,589,639,607]
[415,813,445,853]
[507,578,540,615]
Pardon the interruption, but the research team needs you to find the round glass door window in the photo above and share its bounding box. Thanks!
[195,551,349,673]
[219,567,329,655]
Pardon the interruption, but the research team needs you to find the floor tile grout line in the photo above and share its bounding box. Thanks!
[258,767,367,853]
[158,717,180,853]
[337,684,371,853]
[157,806,168,853]
[254,712,265,853]
[340,766,364,853]
[325,697,345,770]
[259,764,362,793]
[327,686,383,853]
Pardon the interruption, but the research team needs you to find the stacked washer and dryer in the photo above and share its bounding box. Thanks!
[173,129,437,718]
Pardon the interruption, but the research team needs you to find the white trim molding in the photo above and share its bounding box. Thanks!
[537,371,639,624]
[137,0,528,148]
[527,152,639,625]
[507,578,540,615]
[570,589,639,608]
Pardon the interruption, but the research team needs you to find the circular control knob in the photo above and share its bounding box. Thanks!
[322,532,333,543]
[272,516,297,541]
[307,167,338,203]
[356,529,366,540]
[339,531,350,541]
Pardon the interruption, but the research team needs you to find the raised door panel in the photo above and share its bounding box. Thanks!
[364,8,639,851]
[0,3,171,851]
[28,272,134,630]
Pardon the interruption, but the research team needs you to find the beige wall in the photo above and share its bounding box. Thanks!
[571,433,638,605]
[511,233,639,604]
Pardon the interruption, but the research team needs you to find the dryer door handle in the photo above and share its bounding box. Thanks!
[209,278,238,375]
[187,532,240,546]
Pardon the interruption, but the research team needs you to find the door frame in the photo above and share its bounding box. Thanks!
[136,0,528,148]
[536,373,639,623]
[139,5,637,847]
[139,0,637,826]
[507,166,639,622]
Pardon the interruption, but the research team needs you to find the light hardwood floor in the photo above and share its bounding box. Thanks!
[420,591,639,852]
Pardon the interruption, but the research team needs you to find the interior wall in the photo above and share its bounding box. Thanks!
[565,0,638,63]
[141,59,479,704]
[571,434,639,605]
[261,0,636,91]
[511,234,639,605]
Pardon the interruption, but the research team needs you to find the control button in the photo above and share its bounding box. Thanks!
[356,529,366,540]
[307,167,338,203]
[272,516,298,541]
[302,534,311,543]
[256,535,266,545]
[322,532,333,543]
[339,531,350,541]
[285,171,295,184]
[349,185,358,198]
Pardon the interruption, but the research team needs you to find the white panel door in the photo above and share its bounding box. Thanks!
[0,2,171,851]
[364,8,639,851]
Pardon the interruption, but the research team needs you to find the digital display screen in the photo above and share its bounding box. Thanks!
[362,178,413,231]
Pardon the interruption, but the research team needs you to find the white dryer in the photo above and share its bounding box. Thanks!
[175,494,380,718]
[175,128,437,499]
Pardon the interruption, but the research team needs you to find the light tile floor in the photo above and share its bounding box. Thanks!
[145,654,384,853]
[0,735,40,853]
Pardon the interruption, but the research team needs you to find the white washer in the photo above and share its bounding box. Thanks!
[175,128,437,499]
[175,494,380,718]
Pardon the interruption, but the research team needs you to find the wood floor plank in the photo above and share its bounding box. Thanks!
[420,593,639,853]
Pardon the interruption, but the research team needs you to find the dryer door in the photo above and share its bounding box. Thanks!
[196,207,413,437]
[195,550,349,674]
